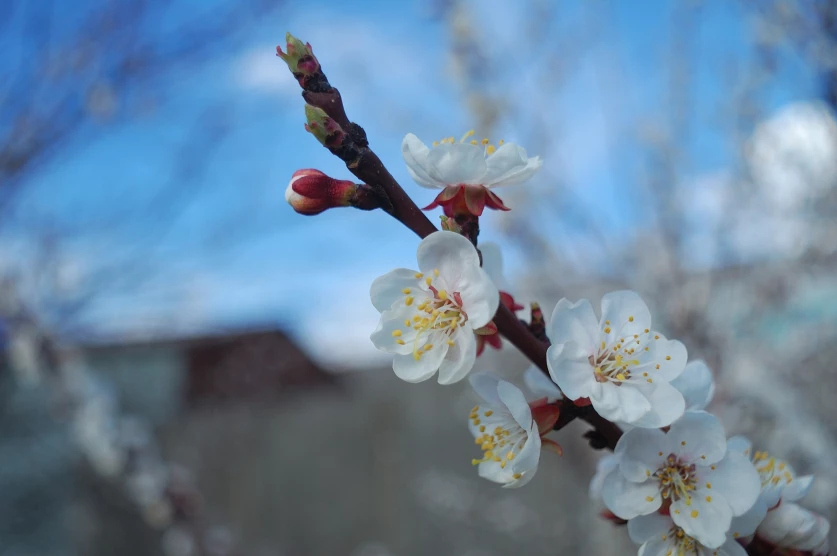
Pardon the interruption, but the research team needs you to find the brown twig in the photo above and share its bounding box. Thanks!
[283,34,622,451]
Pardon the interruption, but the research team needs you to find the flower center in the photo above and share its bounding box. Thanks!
[470,405,527,480]
[661,526,702,555]
[431,130,504,155]
[589,319,668,385]
[389,269,468,361]
[655,454,698,503]
[753,451,794,488]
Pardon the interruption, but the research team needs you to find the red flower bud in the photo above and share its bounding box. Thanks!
[286,169,356,215]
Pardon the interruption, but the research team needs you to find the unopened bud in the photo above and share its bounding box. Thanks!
[286,169,391,216]
[276,32,320,85]
[286,169,356,215]
[439,215,462,233]
[304,105,345,149]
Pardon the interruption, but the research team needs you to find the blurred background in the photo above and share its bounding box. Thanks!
[1,0,836,554]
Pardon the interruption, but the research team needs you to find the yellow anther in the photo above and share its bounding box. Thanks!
[691,510,699,518]
[413,352,421,361]
[500,461,506,469]
[405,296,414,306]
[402,288,411,295]
[486,145,496,155]
[604,327,611,334]
[647,379,653,383]
[645,496,654,502]
[433,268,440,276]
[424,343,434,351]
[484,410,494,417]
[628,316,634,322]
[392,330,402,337]
[481,138,489,145]
[396,339,405,345]
[404,319,411,327]
[594,366,602,374]
[616,373,626,381]
[446,339,455,346]
[666,355,671,361]
[498,139,505,145]
[471,459,481,466]
[415,272,423,279]
[432,141,439,147]
[681,441,686,446]
[706,482,712,488]
[425,277,432,285]
[512,473,522,480]
[438,290,448,301]
[706,496,712,502]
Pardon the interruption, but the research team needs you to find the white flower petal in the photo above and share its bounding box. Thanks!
[726,436,753,458]
[590,380,651,424]
[783,474,814,502]
[649,336,688,382]
[671,493,733,549]
[392,342,449,383]
[628,513,673,544]
[468,372,503,406]
[628,382,686,429]
[546,342,594,400]
[757,502,831,552]
[478,242,511,291]
[671,359,715,411]
[523,366,562,401]
[437,329,477,385]
[483,143,542,187]
[638,535,676,556]
[546,298,600,355]
[402,134,445,189]
[600,290,652,340]
[619,428,668,482]
[666,411,727,465]
[706,451,761,516]
[717,539,749,556]
[425,142,487,185]
[590,453,621,504]
[456,265,500,329]
[370,268,421,312]
[416,231,481,278]
[497,380,534,431]
[730,499,768,539]
[370,305,421,355]
[601,470,662,520]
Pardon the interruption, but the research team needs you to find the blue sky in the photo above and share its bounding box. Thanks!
[2,0,825,367]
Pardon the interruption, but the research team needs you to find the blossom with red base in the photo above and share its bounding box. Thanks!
[402,131,542,217]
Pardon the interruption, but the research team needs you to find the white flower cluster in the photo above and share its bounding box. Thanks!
[369,229,830,556]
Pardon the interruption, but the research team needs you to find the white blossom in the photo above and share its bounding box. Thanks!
[601,412,761,548]
[370,231,499,384]
[402,132,542,215]
[546,290,687,427]
[628,513,748,556]
[468,374,557,488]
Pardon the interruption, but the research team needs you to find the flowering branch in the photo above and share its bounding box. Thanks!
[279,32,831,556]
[279,32,622,451]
